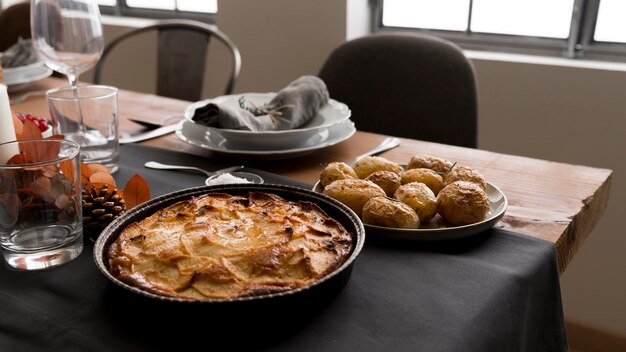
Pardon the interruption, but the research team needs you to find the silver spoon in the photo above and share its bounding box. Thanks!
[349,137,401,165]
[9,90,47,105]
[144,161,245,178]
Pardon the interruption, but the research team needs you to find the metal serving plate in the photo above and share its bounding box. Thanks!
[313,181,507,241]
[93,184,365,306]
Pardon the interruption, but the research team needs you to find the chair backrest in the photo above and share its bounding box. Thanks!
[93,19,241,101]
[0,1,31,52]
[318,32,478,148]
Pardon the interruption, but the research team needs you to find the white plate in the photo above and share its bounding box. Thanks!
[183,93,351,149]
[3,62,53,93]
[177,119,356,160]
[313,181,507,241]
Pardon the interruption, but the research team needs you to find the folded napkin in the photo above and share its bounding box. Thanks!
[0,38,39,68]
[191,75,330,131]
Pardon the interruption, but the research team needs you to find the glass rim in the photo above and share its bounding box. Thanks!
[0,139,80,169]
[46,84,118,101]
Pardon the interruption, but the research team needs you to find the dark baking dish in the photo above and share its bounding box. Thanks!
[94,184,364,311]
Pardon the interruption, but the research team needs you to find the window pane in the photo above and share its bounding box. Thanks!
[126,0,175,11]
[594,0,626,43]
[177,0,217,13]
[382,0,470,31]
[471,0,574,39]
[2,0,23,9]
[96,0,116,6]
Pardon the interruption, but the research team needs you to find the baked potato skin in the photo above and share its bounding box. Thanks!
[437,181,490,225]
[394,182,438,223]
[365,171,401,197]
[444,165,487,190]
[407,155,454,174]
[352,156,404,179]
[323,179,386,215]
[362,197,420,229]
[320,162,358,188]
[399,168,444,195]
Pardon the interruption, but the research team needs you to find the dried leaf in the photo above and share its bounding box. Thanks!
[41,165,59,178]
[124,174,150,209]
[87,164,110,175]
[44,145,61,163]
[55,194,70,209]
[89,172,116,186]
[19,120,46,162]
[7,153,34,165]
[21,119,43,140]
[12,113,23,136]
[80,161,93,185]
[60,159,76,182]
[30,176,52,195]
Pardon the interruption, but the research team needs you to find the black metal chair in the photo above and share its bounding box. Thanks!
[0,1,31,52]
[319,32,478,148]
[93,19,241,101]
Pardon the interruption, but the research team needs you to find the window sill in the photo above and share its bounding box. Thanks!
[465,50,626,73]
[101,15,157,28]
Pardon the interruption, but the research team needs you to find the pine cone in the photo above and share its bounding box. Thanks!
[82,184,126,241]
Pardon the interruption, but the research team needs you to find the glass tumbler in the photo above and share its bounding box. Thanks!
[0,139,83,270]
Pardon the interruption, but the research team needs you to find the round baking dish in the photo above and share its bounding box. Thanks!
[93,184,365,308]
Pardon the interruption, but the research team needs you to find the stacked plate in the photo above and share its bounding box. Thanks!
[2,61,53,93]
[177,93,355,159]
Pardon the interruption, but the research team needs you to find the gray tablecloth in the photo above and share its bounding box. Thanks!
[0,144,567,351]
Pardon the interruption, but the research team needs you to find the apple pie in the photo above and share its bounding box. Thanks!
[108,191,353,300]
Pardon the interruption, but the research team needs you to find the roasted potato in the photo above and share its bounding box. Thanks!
[320,161,358,188]
[443,165,487,189]
[352,156,404,179]
[365,171,401,197]
[323,179,386,216]
[362,197,420,229]
[399,168,444,194]
[437,181,490,225]
[407,155,454,174]
[394,182,438,223]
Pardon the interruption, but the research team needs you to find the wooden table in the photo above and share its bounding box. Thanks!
[11,78,613,273]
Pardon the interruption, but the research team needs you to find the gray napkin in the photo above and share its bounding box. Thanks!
[0,39,39,68]
[191,75,330,131]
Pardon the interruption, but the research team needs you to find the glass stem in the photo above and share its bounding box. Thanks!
[67,73,87,134]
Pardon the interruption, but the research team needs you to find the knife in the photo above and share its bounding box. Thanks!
[119,121,181,144]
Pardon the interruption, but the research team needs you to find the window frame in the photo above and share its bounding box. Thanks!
[372,0,626,62]
[98,0,216,24]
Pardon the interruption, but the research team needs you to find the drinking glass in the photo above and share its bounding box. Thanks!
[30,0,105,145]
[0,139,83,270]
[47,85,119,172]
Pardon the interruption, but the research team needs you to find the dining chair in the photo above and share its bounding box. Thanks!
[318,32,478,148]
[93,19,241,101]
[0,1,31,52]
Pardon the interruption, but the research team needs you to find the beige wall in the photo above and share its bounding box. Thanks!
[474,59,626,335]
[91,0,625,337]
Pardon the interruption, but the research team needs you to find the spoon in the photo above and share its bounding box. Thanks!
[349,137,401,165]
[144,161,245,177]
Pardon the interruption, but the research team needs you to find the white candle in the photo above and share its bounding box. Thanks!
[0,84,19,164]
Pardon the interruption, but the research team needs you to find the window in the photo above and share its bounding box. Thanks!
[96,0,217,23]
[374,0,626,62]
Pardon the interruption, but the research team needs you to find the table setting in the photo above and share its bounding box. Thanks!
[0,39,53,93]
[0,1,615,351]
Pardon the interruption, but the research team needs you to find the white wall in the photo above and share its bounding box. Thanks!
[92,0,625,337]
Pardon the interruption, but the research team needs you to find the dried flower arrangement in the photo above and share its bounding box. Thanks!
[4,114,151,241]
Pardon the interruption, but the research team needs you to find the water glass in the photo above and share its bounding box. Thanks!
[0,139,83,270]
[46,85,119,172]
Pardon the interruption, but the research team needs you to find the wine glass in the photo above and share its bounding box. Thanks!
[30,0,105,144]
